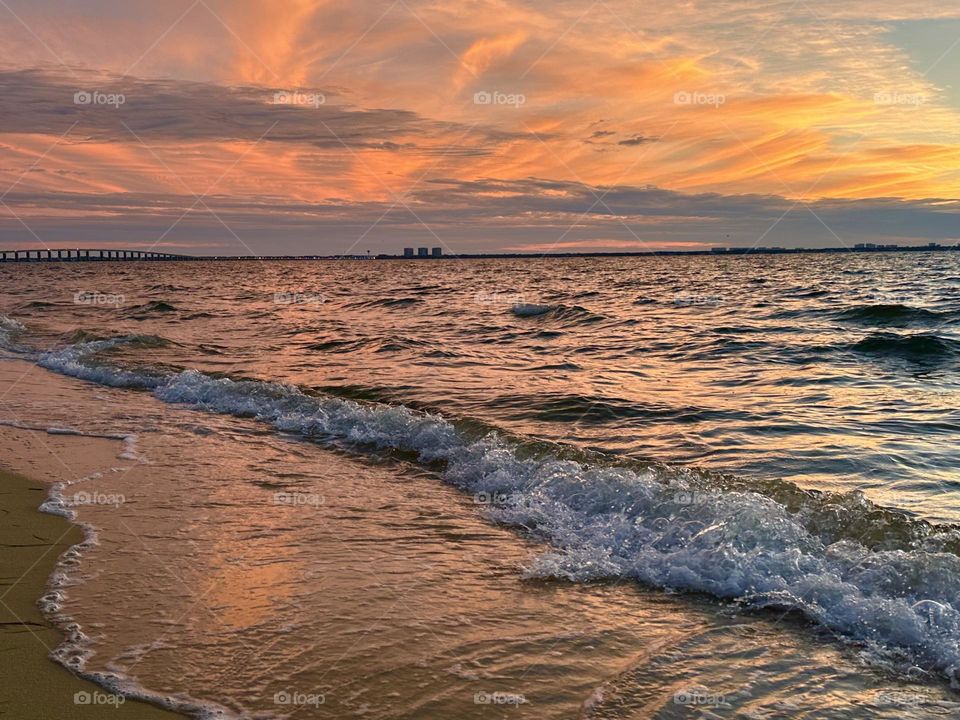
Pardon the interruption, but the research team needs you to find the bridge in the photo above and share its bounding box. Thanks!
[0,249,194,262]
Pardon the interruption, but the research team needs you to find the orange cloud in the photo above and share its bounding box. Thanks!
[457,30,528,87]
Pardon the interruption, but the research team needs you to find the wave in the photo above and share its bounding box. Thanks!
[850,332,959,361]
[511,302,553,316]
[836,304,949,326]
[306,338,370,354]
[495,393,758,425]
[347,297,423,310]
[305,336,430,354]
[121,301,178,318]
[114,333,173,349]
[511,303,605,324]
[39,337,169,388]
[31,333,960,687]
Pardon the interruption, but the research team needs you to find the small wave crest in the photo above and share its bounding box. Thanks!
[347,297,423,310]
[39,336,170,388]
[511,303,605,324]
[850,332,959,361]
[512,302,553,316]
[121,301,178,319]
[837,304,949,327]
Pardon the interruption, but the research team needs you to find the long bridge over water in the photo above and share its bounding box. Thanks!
[0,249,382,262]
[0,248,193,262]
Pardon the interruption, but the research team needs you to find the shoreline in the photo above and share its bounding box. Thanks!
[2,245,959,263]
[0,467,183,719]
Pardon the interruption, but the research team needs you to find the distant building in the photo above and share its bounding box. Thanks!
[403,247,414,257]
[431,247,442,257]
[417,247,429,257]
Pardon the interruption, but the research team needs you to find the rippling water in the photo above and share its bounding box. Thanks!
[2,252,960,718]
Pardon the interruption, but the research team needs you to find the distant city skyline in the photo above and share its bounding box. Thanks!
[0,1,958,255]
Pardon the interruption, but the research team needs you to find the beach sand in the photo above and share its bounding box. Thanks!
[0,469,182,719]
[0,360,181,719]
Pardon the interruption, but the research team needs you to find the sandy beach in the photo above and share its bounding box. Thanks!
[0,469,181,719]
[0,359,182,719]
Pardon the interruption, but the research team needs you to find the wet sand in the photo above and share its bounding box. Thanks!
[0,366,183,720]
[0,468,182,718]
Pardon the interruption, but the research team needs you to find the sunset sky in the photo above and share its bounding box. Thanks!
[0,0,958,254]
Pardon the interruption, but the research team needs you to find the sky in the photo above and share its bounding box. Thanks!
[0,0,958,255]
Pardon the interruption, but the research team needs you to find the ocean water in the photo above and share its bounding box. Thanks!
[2,252,960,718]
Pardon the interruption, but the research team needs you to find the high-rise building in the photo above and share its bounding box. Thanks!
[418,247,429,257]
[403,248,414,257]
[431,247,442,257]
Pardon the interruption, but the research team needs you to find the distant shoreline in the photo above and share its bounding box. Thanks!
[2,244,959,263]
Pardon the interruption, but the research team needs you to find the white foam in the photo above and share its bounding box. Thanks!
[0,315,25,351]
[511,302,553,316]
[29,337,960,687]
[39,338,164,389]
[0,420,144,463]
[118,434,144,461]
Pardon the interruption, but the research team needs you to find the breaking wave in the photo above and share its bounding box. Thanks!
[511,303,605,324]
[31,332,960,687]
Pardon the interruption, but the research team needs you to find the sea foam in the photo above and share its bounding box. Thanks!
[0,315,25,350]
